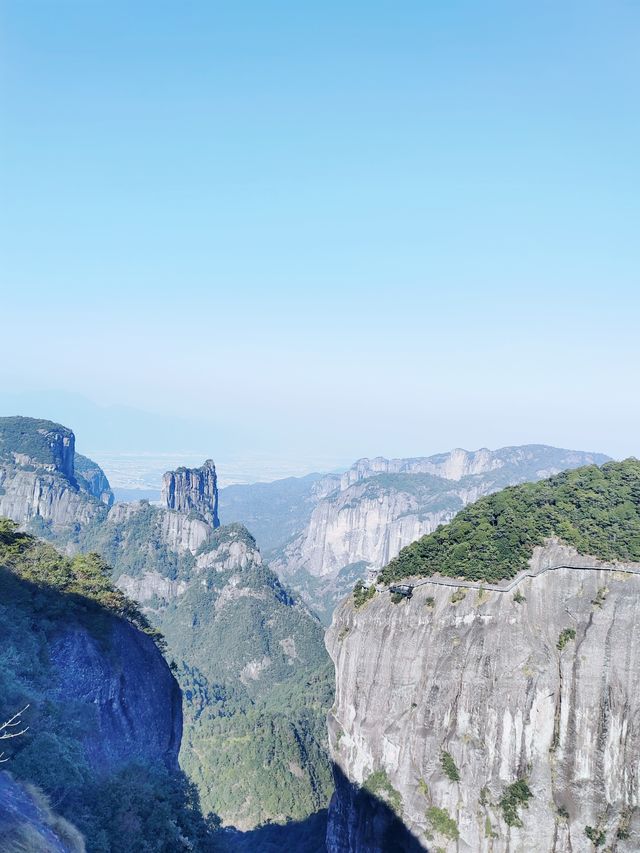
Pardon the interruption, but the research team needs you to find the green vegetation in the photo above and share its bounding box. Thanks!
[557,628,576,651]
[353,579,376,608]
[363,770,402,815]
[0,518,165,651]
[217,472,322,556]
[426,806,459,840]
[513,590,526,604]
[585,825,606,846]
[450,588,466,604]
[591,587,608,608]
[181,664,333,827]
[499,779,533,827]
[82,507,336,830]
[345,473,466,518]
[80,501,196,583]
[156,546,334,828]
[291,560,370,626]
[390,592,406,604]
[0,519,213,851]
[440,750,460,782]
[424,596,435,607]
[0,416,73,466]
[379,460,640,584]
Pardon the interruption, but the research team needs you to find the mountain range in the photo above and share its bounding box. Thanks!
[3,414,639,853]
[221,445,609,622]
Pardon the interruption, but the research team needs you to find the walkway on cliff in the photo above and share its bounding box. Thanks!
[383,559,640,596]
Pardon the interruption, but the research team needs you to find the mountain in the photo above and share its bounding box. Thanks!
[0,518,212,852]
[77,461,334,833]
[270,445,611,622]
[162,459,220,527]
[0,417,334,838]
[161,539,333,830]
[326,460,640,852]
[218,472,326,555]
[0,416,113,538]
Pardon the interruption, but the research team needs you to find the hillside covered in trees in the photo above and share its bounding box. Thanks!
[379,460,640,584]
[0,519,214,852]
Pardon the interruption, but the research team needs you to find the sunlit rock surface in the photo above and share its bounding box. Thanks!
[273,446,608,622]
[327,543,640,852]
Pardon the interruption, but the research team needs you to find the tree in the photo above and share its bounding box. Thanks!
[0,705,29,762]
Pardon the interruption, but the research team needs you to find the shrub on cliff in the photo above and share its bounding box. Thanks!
[353,579,376,608]
[499,779,532,827]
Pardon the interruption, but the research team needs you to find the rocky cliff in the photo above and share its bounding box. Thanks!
[113,509,263,605]
[328,547,640,852]
[162,459,220,527]
[78,463,334,831]
[74,452,114,507]
[0,416,76,478]
[0,772,85,853]
[0,520,210,851]
[273,445,609,622]
[86,494,260,607]
[326,461,640,853]
[0,416,113,535]
[48,616,182,773]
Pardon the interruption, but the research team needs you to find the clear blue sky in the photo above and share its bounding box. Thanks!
[1,1,639,465]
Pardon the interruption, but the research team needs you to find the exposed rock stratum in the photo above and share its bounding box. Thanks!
[327,542,640,852]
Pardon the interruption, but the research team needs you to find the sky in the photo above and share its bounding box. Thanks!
[1,1,639,475]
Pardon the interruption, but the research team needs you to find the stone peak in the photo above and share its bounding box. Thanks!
[161,460,220,528]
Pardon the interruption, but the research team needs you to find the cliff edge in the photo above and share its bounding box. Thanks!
[326,461,640,852]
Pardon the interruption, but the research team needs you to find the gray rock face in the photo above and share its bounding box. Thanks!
[74,453,114,507]
[326,543,640,852]
[0,417,113,534]
[338,446,608,487]
[117,569,190,606]
[160,507,213,553]
[273,446,609,622]
[97,487,262,606]
[161,459,220,527]
[49,617,182,774]
[114,517,262,605]
[0,772,85,852]
[0,417,76,478]
[0,468,106,532]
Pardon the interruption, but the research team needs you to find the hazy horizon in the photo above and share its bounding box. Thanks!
[0,388,619,489]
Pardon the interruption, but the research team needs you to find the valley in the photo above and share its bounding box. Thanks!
[4,5,634,850]
[1,416,638,852]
